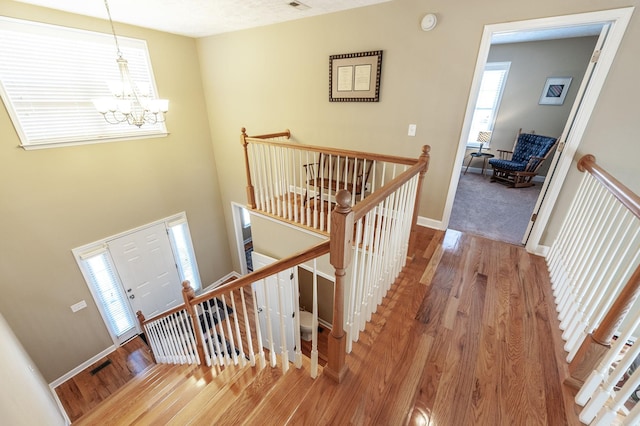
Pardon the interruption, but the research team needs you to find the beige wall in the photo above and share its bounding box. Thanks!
[197,0,640,252]
[3,0,640,385]
[0,1,232,382]
[465,36,598,175]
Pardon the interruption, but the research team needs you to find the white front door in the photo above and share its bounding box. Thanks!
[251,251,296,365]
[109,223,183,318]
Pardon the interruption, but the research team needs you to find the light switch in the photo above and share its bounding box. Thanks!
[408,124,417,137]
[71,300,87,312]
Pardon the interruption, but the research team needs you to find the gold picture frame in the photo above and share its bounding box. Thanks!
[329,50,382,102]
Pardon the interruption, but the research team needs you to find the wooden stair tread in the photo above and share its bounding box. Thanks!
[165,362,263,425]
[74,363,197,425]
[243,357,320,425]
[209,363,284,425]
[122,365,221,425]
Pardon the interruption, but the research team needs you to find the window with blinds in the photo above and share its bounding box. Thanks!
[0,16,167,149]
[80,249,137,343]
[167,219,202,292]
[467,62,511,146]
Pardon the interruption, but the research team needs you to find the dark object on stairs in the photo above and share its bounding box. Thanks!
[489,131,557,188]
[138,333,148,346]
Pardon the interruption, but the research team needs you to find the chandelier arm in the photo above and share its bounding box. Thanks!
[94,0,169,128]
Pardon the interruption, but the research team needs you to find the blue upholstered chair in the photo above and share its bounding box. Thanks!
[488,131,557,188]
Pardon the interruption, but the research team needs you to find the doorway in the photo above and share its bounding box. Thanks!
[73,212,202,345]
[449,33,599,245]
[442,8,633,253]
[251,251,297,364]
[232,202,254,275]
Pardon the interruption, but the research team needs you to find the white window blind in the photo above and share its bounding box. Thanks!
[81,249,136,339]
[0,16,167,149]
[167,219,202,291]
[467,62,510,146]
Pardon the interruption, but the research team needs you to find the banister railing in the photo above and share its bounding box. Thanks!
[138,240,330,378]
[324,146,430,382]
[544,154,640,424]
[241,128,422,234]
[139,128,429,387]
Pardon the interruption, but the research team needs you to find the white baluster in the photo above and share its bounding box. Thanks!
[292,267,302,369]
[221,294,239,365]
[311,258,319,379]
[228,291,246,367]
[240,288,256,367]
[262,278,277,367]
[251,285,266,368]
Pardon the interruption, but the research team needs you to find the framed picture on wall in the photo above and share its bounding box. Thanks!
[539,77,572,105]
[329,50,382,102]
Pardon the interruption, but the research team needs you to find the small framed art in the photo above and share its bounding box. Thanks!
[539,77,572,105]
[329,50,382,102]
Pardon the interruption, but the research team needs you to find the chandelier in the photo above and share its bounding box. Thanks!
[92,0,168,127]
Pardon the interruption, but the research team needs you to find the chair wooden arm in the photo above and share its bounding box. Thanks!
[524,155,547,172]
[303,162,320,179]
[496,149,513,160]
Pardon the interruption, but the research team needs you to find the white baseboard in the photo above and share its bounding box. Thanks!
[417,215,446,231]
[532,244,550,257]
[49,344,116,389]
[202,271,242,293]
[49,384,71,425]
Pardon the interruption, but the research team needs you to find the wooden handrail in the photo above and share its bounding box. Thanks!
[244,134,419,166]
[577,154,640,219]
[352,148,429,222]
[243,128,291,140]
[566,154,640,388]
[189,240,330,306]
[138,304,189,327]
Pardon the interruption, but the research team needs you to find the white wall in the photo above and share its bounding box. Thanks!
[0,313,66,425]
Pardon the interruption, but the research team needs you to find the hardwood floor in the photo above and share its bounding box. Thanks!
[55,336,154,422]
[292,227,580,425]
[58,227,581,425]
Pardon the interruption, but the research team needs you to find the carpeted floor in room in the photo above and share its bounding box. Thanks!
[448,170,542,245]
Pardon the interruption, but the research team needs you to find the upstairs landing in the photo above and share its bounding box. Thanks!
[64,227,579,425]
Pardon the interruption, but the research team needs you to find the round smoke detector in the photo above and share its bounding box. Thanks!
[421,14,438,31]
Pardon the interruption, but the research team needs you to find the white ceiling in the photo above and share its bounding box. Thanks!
[13,0,392,38]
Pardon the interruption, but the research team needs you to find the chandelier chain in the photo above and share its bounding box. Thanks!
[103,0,123,59]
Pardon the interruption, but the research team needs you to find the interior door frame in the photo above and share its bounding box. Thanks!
[441,7,634,255]
[231,202,250,275]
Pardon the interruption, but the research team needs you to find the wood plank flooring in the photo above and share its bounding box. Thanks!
[58,227,581,425]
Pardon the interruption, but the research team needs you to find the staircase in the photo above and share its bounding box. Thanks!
[74,355,320,425]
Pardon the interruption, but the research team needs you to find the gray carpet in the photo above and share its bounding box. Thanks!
[448,171,542,245]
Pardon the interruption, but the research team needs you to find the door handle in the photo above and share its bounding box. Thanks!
[257,307,263,313]
[129,294,135,299]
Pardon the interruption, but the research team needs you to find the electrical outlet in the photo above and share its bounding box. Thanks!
[408,124,417,137]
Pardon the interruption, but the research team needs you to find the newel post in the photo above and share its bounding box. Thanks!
[241,127,257,209]
[136,311,156,363]
[407,145,431,258]
[182,281,206,365]
[566,263,640,389]
[326,190,354,383]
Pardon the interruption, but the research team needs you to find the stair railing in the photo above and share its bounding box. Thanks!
[324,146,430,382]
[138,240,330,378]
[140,129,430,384]
[544,154,640,424]
[241,128,420,234]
